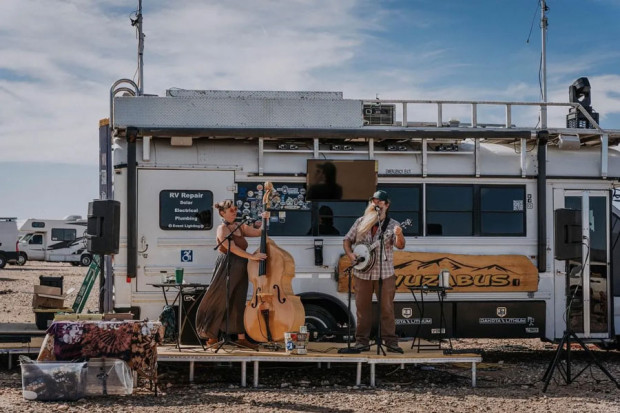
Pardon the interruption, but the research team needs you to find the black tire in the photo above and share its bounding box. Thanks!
[0,253,6,269]
[16,252,27,266]
[80,254,92,266]
[304,303,339,341]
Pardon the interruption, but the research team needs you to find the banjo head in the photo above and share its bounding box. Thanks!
[352,243,375,271]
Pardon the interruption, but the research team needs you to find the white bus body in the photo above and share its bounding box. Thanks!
[103,85,620,345]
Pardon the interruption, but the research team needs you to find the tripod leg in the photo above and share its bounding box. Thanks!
[569,333,620,388]
[542,331,569,392]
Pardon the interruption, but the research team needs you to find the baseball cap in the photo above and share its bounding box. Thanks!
[370,190,389,202]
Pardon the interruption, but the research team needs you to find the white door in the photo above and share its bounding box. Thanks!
[28,233,46,261]
[136,169,235,292]
[553,189,611,339]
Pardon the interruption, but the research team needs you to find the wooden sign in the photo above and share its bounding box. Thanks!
[337,251,538,293]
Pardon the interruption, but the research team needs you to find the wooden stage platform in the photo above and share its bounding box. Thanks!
[158,341,482,388]
[1,331,481,389]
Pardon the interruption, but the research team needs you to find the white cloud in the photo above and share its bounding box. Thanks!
[2,0,620,168]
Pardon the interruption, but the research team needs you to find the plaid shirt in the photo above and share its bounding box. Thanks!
[344,217,399,281]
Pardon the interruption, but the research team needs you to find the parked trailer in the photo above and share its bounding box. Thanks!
[102,82,620,345]
[19,218,92,266]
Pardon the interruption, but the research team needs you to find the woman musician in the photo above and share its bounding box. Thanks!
[195,199,268,349]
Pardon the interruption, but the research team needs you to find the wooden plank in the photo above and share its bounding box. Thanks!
[337,251,538,293]
[33,285,62,296]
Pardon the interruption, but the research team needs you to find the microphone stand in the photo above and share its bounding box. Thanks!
[368,208,387,356]
[338,263,361,354]
[211,217,256,353]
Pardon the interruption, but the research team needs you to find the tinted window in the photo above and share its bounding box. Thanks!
[427,186,473,211]
[51,229,76,242]
[426,185,473,236]
[266,210,311,236]
[377,184,421,235]
[480,186,525,236]
[312,201,366,236]
[32,222,45,228]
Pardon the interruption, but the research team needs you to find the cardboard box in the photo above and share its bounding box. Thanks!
[33,285,66,309]
[33,295,65,309]
[103,313,134,321]
[54,313,103,322]
[34,285,62,296]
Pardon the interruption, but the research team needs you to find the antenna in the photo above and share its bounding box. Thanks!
[540,0,548,128]
[131,0,145,96]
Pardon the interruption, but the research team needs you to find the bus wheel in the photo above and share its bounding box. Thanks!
[304,304,338,341]
[80,254,92,266]
[16,253,27,266]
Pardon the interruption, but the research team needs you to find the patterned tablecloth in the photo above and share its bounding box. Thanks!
[37,320,164,383]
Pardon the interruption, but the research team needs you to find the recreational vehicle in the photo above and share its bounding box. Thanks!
[101,78,620,346]
[0,217,21,268]
[19,217,92,266]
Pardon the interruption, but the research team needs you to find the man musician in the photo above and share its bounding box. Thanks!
[343,190,406,353]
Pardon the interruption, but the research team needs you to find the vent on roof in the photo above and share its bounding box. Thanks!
[363,104,395,126]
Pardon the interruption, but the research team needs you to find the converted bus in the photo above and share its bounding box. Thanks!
[101,80,620,346]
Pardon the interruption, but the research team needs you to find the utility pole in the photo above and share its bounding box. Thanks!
[135,0,144,96]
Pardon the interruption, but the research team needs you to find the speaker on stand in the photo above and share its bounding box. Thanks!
[554,208,582,261]
[542,208,619,391]
[86,199,121,313]
[87,200,121,255]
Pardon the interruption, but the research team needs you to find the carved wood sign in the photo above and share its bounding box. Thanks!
[337,251,538,293]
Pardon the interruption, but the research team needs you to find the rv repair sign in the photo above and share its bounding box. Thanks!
[338,251,538,293]
[159,190,212,230]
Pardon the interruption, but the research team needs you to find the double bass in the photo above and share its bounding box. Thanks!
[244,182,305,343]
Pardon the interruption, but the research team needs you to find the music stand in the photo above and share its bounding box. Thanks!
[210,217,257,353]
[541,261,619,392]
[338,264,361,354]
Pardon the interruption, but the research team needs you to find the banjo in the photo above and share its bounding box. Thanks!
[352,219,412,272]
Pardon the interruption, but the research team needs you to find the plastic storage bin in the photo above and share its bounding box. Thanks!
[39,275,63,294]
[21,359,87,401]
[85,358,133,396]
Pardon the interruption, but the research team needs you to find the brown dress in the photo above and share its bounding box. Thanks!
[195,229,249,339]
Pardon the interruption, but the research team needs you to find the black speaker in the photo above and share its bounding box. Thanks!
[87,200,121,255]
[554,208,582,260]
[180,289,207,345]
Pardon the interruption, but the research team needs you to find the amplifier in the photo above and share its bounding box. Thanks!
[179,289,207,345]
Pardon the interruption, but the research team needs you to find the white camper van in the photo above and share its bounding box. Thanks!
[0,217,21,268]
[19,217,92,266]
[102,79,620,346]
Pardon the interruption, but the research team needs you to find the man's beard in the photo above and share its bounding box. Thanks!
[356,203,386,242]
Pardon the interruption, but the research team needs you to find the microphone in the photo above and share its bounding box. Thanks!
[374,205,381,212]
[242,214,257,224]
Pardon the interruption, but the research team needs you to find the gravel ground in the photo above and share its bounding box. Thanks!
[1,262,620,412]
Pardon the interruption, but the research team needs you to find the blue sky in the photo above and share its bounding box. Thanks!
[1,0,620,222]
